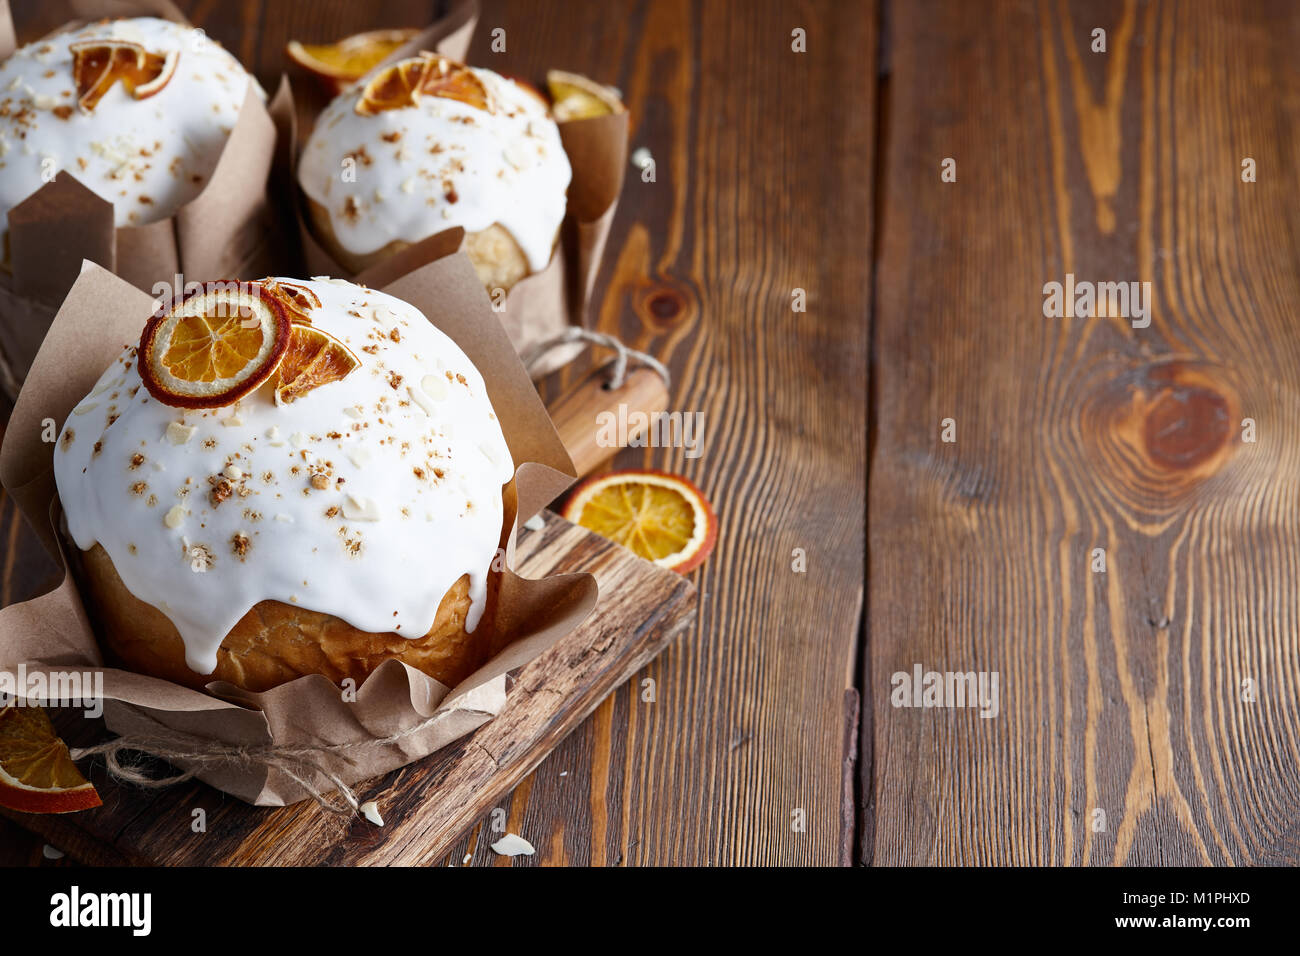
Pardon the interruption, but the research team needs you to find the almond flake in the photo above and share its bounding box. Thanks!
[343,493,381,521]
[89,377,121,399]
[420,373,448,401]
[502,140,530,171]
[165,422,197,445]
[490,834,535,857]
[406,384,434,417]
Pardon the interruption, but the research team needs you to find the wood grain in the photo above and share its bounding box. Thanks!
[0,0,871,866]
[546,364,670,479]
[459,0,872,865]
[0,512,696,865]
[868,0,1300,865]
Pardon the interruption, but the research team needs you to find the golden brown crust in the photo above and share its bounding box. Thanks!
[75,542,498,692]
[305,198,533,292]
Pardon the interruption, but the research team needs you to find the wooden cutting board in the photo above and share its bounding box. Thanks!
[0,509,696,865]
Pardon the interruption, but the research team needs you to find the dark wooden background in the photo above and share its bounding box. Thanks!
[0,0,870,866]
[869,0,1300,865]
[4,0,1298,867]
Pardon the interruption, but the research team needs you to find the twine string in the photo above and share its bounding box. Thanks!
[69,703,497,816]
[524,327,671,390]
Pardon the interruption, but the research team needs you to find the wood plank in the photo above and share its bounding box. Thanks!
[444,0,872,865]
[0,512,696,865]
[869,0,1300,865]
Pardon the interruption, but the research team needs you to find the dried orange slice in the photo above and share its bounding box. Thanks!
[0,705,101,815]
[275,325,360,405]
[546,69,624,122]
[562,469,717,573]
[139,283,291,409]
[133,53,179,100]
[287,28,418,91]
[354,55,427,114]
[419,55,491,109]
[263,278,321,325]
[355,53,490,116]
[70,39,178,112]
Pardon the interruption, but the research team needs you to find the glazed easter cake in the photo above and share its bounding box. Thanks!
[0,16,263,264]
[53,276,515,692]
[297,53,571,291]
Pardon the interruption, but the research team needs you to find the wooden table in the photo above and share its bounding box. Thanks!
[5,0,1294,867]
[0,0,869,867]
[868,0,1300,866]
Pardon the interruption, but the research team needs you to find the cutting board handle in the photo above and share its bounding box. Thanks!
[546,361,670,479]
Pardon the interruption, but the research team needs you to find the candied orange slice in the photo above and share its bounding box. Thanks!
[355,53,490,116]
[546,69,625,122]
[0,705,101,815]
[139,282,291,409]
[287,28,418,87]
[355,55,427,114]
[263,278,321,325]
[562,469,718,573]
[275,325,360,405]
[419,56,491,109]
[70,39,178,112]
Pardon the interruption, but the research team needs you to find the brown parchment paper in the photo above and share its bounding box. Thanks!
[0,256,596,807]
[293,0,629,378]
[0,0,291,395]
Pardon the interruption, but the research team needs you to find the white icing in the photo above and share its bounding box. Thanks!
[297,63,571,272]
[54,278,515,677]
[0,17,262,248]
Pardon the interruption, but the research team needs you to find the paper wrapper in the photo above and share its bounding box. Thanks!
[293,0,629,378]
[0,0,292,398]
[0,255,597,806]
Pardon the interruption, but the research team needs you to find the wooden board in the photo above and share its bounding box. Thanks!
[0,511,695,865]
[867,0,1300,865]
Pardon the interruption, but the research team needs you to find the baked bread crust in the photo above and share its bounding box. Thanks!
[306,197,533,292]
[75,542,498,692]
